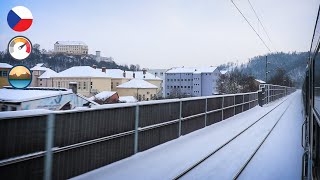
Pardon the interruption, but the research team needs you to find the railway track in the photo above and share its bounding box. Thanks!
[173,96,292,180]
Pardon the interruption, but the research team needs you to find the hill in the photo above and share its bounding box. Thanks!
[219,52,308,87]
[0,44,139,72]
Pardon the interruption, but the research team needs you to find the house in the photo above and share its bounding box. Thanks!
[165,66,221,97]
[0,63,12,88]
[254,79,266,87]
[30,64,57,87]
[89,91,119,104]
[147,69,167,97]
[94,67,162,96]
[52,66,112,97]
[116,79,158,101]
[0,87,97,111]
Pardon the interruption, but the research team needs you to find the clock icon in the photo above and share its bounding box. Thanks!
[8,36,32,60]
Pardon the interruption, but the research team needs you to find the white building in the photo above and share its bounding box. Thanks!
[165,66,221,97]
[54,41,88,55]
[30,64,57,87]
[148,69,167,97]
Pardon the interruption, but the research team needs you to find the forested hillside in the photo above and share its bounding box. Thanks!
[219,52,308,87]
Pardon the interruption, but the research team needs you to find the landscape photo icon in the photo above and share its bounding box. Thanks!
[8,65,32,89]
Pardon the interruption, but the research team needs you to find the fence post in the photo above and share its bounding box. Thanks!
[205,98,208,127]
[233,95,236,115]
[134,105,139,154]
[242,95,244,112]
[179,100,182,137]
[221,96,224,120]
[44,113,55,180]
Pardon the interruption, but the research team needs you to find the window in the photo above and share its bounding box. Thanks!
[11,107,17,111]
[78,82,81,89]
[83,82,86,89]
[167,86,169,89]
[147,92,150,94]
[58,82,61,87]
[167,93,170,96]
[40,83,42,86]
[160,72,164,75]
[178,79,180,81]
[185,86,187,88]
[142,94,145,100]
[174,79,176,82]
[188,86,190,88]
[2,71,8,77]
[171,86,173,88]
[111,82,114,89]
[174,86,176,88]
[40,79,42,81]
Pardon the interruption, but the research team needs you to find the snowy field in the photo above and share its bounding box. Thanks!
[72,91,303,180]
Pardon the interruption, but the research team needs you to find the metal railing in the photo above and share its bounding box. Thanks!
[0,86,294,180]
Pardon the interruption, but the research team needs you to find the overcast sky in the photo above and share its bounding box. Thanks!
[0,0,319,68]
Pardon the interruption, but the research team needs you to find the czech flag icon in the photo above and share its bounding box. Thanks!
[7,6,33,32]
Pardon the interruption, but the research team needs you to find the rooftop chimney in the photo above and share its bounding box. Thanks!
[123,70,126,77]
[69,82,77,94]
[93,65,97,69]
[102,67,106,73]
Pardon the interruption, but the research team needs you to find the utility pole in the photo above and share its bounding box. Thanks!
[265,56,268,83]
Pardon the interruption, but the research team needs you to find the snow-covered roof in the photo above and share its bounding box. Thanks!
[101,69,161,80]
[117,79,158,89]
[166,67,218,74]
[30,63,48,71]
[39,69,58,79]
[89,91,117,101]
[55,41,87,46]
[255,79,266,84]
[220,70,228,75]
[119,96,137,103]
[0,63,12,69]
[54,66,110,78]
[0,88,72,102]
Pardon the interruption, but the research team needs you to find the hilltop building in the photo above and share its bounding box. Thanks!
[54,41,88,55]
[0,63,12,88]
[165,66,221,97]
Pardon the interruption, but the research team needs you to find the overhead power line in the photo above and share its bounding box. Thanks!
[231,0,272,52]
[247,0,278,52]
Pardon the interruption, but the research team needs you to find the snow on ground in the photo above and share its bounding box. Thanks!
[182,93,293,179]
[72,92,299,180]
[238,91,304,180]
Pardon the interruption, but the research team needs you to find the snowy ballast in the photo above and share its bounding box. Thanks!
[116,79,158,89]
